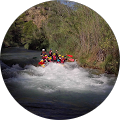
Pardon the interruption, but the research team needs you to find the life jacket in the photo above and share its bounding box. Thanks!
[48,59,52,62]
[53,55,56,60]
[49,50,52,56]
[60,58,65,63]
[41,52,46,56]
[44,59,47,62]
[44,56,48,59]
[42,56,46,60]
[57,59,60,63]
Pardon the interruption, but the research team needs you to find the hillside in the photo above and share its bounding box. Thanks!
[2,1,119,75]
[23,6,46,28]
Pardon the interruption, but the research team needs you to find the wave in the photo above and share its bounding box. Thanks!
[1,61,116,93]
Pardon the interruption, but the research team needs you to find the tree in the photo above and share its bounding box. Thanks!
[3,19,22,47]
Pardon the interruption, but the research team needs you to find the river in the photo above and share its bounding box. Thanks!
[0,47,117,119]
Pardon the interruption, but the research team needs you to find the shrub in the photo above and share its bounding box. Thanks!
[24,43,29,49]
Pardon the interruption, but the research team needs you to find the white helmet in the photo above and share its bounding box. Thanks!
[42,49,45,51]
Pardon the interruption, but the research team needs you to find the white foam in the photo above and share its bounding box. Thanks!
[12,64,23,70]
[4,62,115,93]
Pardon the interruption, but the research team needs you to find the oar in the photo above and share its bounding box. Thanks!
[67,55,73,57]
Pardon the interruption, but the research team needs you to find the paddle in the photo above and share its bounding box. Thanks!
[67,55,73,57]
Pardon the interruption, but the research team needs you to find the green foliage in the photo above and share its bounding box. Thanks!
[3,20,22,47]
[79,58,86,65]
[105,54,113,63]
[104,54,119,75]
[22,21,37,48]
[21,20,49,50]
[40,1,119,75]
[24,43,29,49]
[99,54,119,75]
[19,13,26,19]
[3,1,119,75]
[40,9,44,15]
[32,15,35,19]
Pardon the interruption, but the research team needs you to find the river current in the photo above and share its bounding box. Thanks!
[0,47,116,119]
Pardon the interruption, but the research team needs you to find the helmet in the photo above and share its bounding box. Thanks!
[45,55,47,56]
[53,53,55,55]
[49,57,52,59]
[59,55,61,56]
[42,49,45,51]
[62,56,64,57]
[41,59,44,62]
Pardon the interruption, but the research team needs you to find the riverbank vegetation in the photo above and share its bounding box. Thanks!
[2,1,119,75]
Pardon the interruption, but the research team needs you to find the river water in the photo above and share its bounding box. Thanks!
[0,47,117,119]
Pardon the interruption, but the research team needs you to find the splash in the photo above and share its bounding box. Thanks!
[2,62,115,93]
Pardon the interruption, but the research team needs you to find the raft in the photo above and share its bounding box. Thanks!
[38,61,46,68]
[38,57,75,68]
[68,58,74,62]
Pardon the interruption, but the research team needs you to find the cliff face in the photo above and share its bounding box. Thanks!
[24,6,47,28]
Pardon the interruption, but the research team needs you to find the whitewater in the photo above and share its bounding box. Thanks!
[2,62,115,94]
[0,47,116,119]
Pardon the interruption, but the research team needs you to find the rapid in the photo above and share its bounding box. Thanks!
[0,47,116,119]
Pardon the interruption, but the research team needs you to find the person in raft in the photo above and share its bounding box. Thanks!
[41,49,46,57]
[52,53,57,62]
[49,49,53,57]
[57,59,61,63]
[55,50,58,60]
[58,55,62,61]
[38,59,45,66]
[64,56,67,62]
[60,56,65,63]
[44,55,48,62]
[48,57,52,62]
